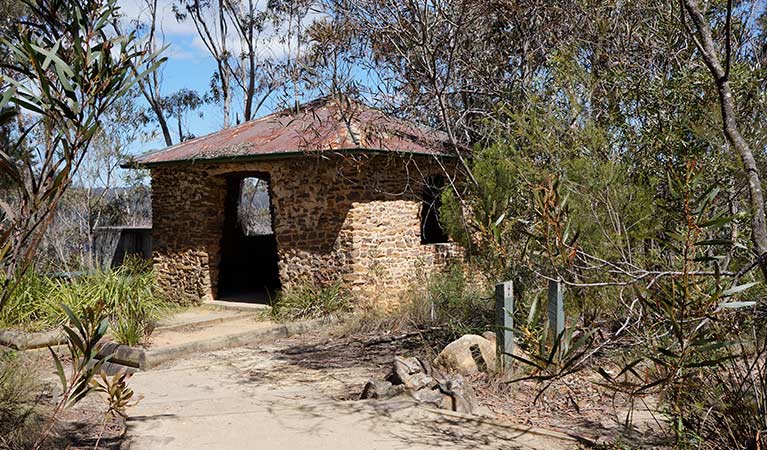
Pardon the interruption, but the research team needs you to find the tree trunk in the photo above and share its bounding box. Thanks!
[244,52,255,122]
[177,113,183,142]
[221,60,231,128]
[243,0,256,122]
[150,97,173,146]
[219,0,231,128]
[682,0,767,277]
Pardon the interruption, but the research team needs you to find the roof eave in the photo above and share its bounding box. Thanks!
[121,147,458,169]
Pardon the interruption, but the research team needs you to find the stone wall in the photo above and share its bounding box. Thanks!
[150,153,463,304]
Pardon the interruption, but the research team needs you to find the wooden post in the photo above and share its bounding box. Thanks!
[547,278,565,339]
[495,281,514,371]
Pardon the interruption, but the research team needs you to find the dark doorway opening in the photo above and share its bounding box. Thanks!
[420,175,449,244]
[218,174,280,303]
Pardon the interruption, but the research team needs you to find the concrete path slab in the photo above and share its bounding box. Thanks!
[126,343,577,449]
[155,308,255,331]
[149,317,273,348]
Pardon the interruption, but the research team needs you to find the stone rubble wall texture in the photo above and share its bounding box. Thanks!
[150,153,463,304]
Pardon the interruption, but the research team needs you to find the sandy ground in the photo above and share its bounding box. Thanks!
[125,333,578,450]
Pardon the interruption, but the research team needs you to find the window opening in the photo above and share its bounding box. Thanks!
[421,175,449,244]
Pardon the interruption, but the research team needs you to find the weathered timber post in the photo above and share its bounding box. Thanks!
[495,281,514,371]
[547,278,565,340]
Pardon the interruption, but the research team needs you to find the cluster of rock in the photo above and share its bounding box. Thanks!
[359,332,499,414]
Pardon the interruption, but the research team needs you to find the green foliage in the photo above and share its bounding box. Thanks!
[442,112,762,444]
[0,261,170,346]
[421,264,494,340]
[441,144,533,280]
[0,352,45,450]
[316,0,767,445]
[271,280,352,321]
[588,161,764,441]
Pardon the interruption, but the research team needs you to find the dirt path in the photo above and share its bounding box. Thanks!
[125,333,577,450]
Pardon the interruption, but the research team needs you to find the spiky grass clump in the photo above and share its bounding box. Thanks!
[271,281,352,321]
[0,259,170,346]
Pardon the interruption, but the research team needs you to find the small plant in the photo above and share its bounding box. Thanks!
[271,280,352,321]
[31,302,111,448]
[90,369,139,449]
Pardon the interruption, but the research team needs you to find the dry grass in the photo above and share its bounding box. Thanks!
[341,265,494,350]
[0,353,47,450]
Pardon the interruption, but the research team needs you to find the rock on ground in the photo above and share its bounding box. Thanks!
[434,334,497,375]
[360,355,478,414]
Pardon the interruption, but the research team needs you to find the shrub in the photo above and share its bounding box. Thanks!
[85,263,168,346]
[271,280,352,321]
[0,259,170,346]
[422,264,494,340]
[677,337,767,450]
[0,352,46,450]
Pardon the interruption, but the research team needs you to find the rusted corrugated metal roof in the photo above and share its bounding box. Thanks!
[129,97,454,167]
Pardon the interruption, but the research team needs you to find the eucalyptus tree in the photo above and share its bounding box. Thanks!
[173,0,234,128]
[173,0,293,126]
[0,0,164,312]
[163,88,204,142]
[125,0,175,146]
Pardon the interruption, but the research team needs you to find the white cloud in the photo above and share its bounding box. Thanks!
[119,0,326,63]
[118,0,200,37]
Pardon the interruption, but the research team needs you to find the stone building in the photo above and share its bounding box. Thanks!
[130,97,463,304]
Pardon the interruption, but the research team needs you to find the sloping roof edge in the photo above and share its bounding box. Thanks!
[125,96,460,169]
[121,146,456,169]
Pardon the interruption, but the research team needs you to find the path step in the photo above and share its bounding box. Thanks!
[155,308,259,332]
[203,299,271,312]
